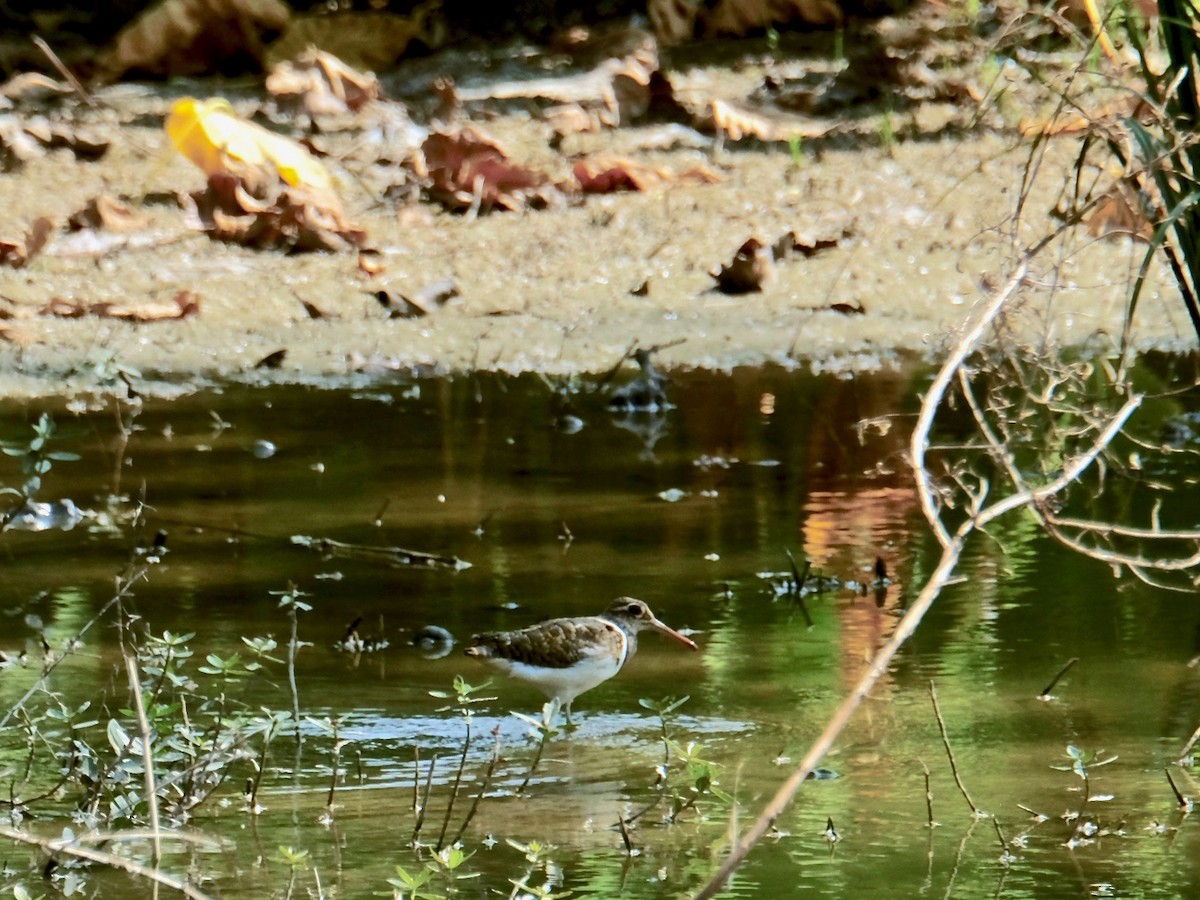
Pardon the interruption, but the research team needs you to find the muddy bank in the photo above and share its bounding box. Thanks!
[0,42,1190,400]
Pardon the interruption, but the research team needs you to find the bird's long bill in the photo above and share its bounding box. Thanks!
[649,616,698,650]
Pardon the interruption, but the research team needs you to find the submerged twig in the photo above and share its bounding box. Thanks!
[436,719,472,852]
[1178,723,1200,762]
[291,534,471,571]
[0,825,208,899]
[920,759,935,828]
[413,754,436,846]
[929,681,983,818]
[784,548,813,628]
[451,725,502,846]
[1039,657,1079,697]
[1165,768,1193,810]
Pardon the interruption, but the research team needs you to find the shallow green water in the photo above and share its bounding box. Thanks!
[0,368,1197,899]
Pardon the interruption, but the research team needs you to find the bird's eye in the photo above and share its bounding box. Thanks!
[626,602,643,615]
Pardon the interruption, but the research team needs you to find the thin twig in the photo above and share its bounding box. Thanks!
[125,655,162,867]
[929,681,983,818]
[413,754,436,846]
[616,806,636,856]
[451,725,501,846]
[920,759,936,828]
[1179,723,1200,762]
[1039,657,1079,697]
[436,720,471,851]
[991,816,1010,854]
[0,825,207,899]
[1165,768,1192,809]
[30,35,96,107]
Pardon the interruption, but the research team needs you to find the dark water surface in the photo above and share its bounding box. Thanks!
[0,368,1198,898]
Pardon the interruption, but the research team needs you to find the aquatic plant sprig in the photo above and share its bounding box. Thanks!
[270,583,313,739]
[426,675,498,850]
[0,412,80,513]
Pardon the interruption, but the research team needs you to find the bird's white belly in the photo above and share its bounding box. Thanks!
[491,654,624,704]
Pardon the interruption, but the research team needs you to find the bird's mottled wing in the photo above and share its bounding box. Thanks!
[469,618,621,669]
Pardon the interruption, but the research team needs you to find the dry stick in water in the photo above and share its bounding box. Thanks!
[436,721,472,851]
[928,680,983,818]
[1039,657,1080,697]
[1179,723,1200,762]
[125,655,163,868]
[1165,768,1193,810]
[450,725,502,846]
[693,261,1144,899]
[0,826,208,899]
[412,754,437,846]
[920,759,935,828]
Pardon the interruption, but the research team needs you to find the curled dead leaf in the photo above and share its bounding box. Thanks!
[255,349,287,369]
[1086,180,1153,242]
[96,0,291,82]
[711,98,828,143]
[712,237,773,294]
[182,173,367,252]
[0,217,54,268]
[411,128,555,213]
[266,49,380,118]
[41,290,200,322]
[772,222,852,259]
[167,98,365,250]
[265,1,446,71]
[67,194,147,232]
[375,279,459,318]
[650,0,843,44]
[704,0,843,38]
[573,155,721,193]
[0,115,109,170]
[166,96,338,203]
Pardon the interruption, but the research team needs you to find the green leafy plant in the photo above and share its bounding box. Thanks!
[1,413,79,504]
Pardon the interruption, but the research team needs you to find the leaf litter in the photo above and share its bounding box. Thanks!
[0,0,1163,376]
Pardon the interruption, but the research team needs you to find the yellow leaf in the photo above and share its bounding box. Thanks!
[165,96,333,193]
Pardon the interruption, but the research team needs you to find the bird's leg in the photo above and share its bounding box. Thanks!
[563,701,577,730]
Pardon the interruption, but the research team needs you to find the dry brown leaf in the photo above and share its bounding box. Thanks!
[456,29,662,134]
[21,117,110,160]
[1086,181,1153,241]
[0,217,54,268]
[649,0,842,44]
[0,115,44,170]
[0,72,72,103]
[649,0,699,45]
[357,248,386,277]
[704,0,843,38]
[67,194,147,232]
[96,0,291,82]
[711,98,828,143]
[181,173,367,251]
[1,115,109,170]
[266,49,380,117]
[773,223,851,259]
[265,1,445,71]
[712,237,773,294]
[41,290,200,322]
[375,279,459,318]
[411,128,554,213]
[573,155,721,193]
[0,321,32,345]
[1019,96,1151,138]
